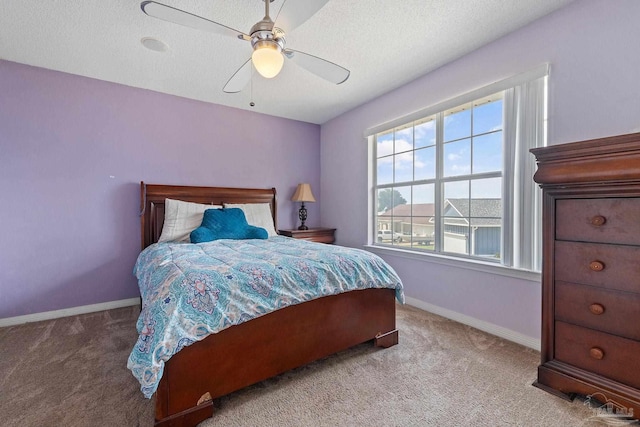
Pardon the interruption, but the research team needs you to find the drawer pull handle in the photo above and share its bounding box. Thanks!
[590,215,607,226]
[590,347,605,360]
[589,261,605,271]
[589,303,605,315]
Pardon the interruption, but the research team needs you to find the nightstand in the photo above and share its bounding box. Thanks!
[278,228,336,244]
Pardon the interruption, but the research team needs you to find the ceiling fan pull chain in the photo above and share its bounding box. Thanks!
[249,63,255,107]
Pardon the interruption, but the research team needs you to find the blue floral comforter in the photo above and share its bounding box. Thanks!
[127,236,404,398]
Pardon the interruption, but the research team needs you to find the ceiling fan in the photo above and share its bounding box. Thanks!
[140,0,350,93]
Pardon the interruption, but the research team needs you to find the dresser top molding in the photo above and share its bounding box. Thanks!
[531,132,640,186]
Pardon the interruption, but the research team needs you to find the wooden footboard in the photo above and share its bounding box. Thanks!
[154,287,398,427]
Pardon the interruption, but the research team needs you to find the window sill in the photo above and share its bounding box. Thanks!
[363,244,541,282]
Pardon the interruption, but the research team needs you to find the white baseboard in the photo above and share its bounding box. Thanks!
[0,297,141,328]
[2,295,539,351]
[404,296,541,351]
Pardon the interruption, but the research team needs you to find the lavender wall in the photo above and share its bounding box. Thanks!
[0,60,320,319]
[320,0,640,340]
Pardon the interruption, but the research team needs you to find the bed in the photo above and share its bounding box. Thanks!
[131,182,403,427]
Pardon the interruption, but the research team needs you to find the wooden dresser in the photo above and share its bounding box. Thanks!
[531,132,640,418]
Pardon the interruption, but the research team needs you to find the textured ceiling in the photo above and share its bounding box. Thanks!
[0,0,573,124]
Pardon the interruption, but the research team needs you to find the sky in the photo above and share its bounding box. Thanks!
[376,96,503,205]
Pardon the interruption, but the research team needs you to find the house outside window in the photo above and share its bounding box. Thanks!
[375,92,503,259]
[369,66,548,271]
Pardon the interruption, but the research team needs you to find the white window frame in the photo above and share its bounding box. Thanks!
[366,65,549,273]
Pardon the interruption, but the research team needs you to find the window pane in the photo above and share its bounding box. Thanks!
[376,156,393,185]
[377,186,409,246]
[415,117,436,149]
[443,201,470,222]
[396,185,412,206]
[470,198,502,219]
[395,186,412,242]
[470,218,501,259]
[470,177,502,200]
[394,152,414,183]
[442,219,469,255]
[394,216,412,245]
[414,146,436,181]
[473,97,503,135]
[470,178,502,260]
[376,216,390,231]
[472,132,502,174]
[376,188,408,214]
[444,105,471,142]
[412,183,435,250]
[443,180,469,216]
[376,217,392,242]
[413,183,435,205]
[412,218,435,250]
[443,138,471,177]
[377,189,393,215]
[394,125,413,154]
[471,199,501,221]
[376,187,393,242]
[377,131,393,158]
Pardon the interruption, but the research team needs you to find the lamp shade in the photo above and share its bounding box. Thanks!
[252,41,284,79]
[291,183,316,202]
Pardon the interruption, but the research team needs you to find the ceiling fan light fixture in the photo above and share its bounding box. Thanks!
[251,40,284,79]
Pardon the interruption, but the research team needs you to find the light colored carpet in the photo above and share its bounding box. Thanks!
[0,304,609,426]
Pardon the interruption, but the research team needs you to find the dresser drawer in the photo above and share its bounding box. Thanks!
[555,281,640,340]
[555,321,640,389]
[555,241,640,293]
[556,198,640,245]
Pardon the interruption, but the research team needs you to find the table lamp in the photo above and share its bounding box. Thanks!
[291,183,316,230]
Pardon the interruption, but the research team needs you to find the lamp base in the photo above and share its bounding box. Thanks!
[297,203,309,231]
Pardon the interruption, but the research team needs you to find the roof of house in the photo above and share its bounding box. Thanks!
[379,199,501,227]
[445,199,501,226]
[379,203,435,217]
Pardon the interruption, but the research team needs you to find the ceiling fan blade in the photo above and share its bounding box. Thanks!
[284,50,350,85]
[223,59,252,93]
[141,1,250,41]
[273,0,329,34]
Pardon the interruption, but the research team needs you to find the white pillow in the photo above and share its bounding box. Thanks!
[224,203,278,237]
[158,198,222,243]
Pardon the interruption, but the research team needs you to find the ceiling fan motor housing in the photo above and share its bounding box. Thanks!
[251,32,285,53]
[249,13,285,53]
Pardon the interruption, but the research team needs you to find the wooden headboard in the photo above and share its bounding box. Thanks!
[140,182,277,249]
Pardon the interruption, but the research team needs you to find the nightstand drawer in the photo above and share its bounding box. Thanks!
[555,241,640,293]
[556,198,640,245]
[555,321,640,389]
[278,228,336,244]
[555,281,640,340]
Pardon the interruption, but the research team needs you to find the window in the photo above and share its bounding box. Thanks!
[369,67,548,271]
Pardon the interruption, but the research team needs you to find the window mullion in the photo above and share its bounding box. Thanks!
[434,112,444,253]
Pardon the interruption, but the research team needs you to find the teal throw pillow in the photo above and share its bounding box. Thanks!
[190,208,268,243]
